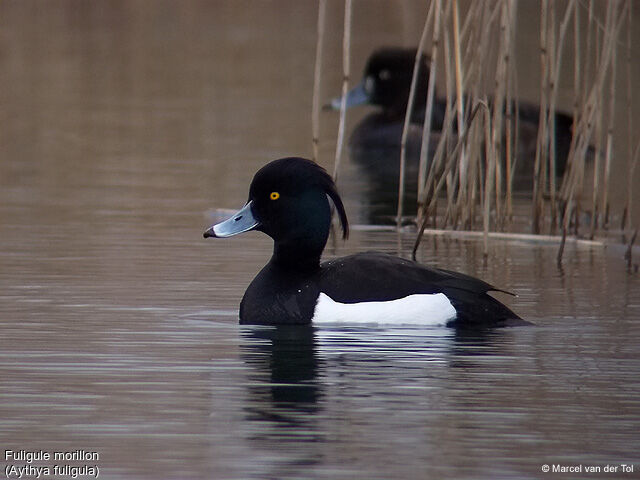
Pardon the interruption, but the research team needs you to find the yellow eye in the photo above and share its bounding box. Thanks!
[270,192,280,200]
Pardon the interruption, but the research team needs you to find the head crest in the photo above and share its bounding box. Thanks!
[324,172,349,240]
[255,157,349,239]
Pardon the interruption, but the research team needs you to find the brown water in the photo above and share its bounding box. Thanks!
[1,2,640,479]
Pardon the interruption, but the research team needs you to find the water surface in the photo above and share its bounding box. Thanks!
[1,2,639,479]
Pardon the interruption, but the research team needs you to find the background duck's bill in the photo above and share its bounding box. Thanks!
[203,201,259,238]
[328,82,370,110]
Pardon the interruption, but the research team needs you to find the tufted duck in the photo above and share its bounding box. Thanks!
[204,157,526,327]
[329,48,577,192]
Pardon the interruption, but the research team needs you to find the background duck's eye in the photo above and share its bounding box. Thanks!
[270,191,280,200]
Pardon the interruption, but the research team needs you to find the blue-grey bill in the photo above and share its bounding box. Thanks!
[203,201,259,238]
[328,82,370,110]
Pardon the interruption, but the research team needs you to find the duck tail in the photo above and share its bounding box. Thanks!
[447,293,531,328]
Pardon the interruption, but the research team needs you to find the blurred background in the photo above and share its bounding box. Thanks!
[1,2,639,479]
[1,0,638,232]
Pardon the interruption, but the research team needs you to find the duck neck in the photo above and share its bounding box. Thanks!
[268,189,331,272]
[272,236,325,272]
[384,95,426,122]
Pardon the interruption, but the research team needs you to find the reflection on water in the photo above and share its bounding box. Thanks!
[242,326,322,421]
[240,327,324,477]
[1,2,640,479]
[236,320,640,479]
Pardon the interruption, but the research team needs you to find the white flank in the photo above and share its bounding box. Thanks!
[312,292,457,326]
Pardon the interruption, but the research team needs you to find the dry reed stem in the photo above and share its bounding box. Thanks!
[442,26,457,224]
[396,0,435,229]
[460,1,482,86]
[492,0,515,230]
[532,0,549,234]
[467,117,481,228]
[624,229,638,272]
[622,0,633,230]
[572,2,581,131]
[387,0,630,250]
[557,225,567,267]
[558,0,626,261]
[452,0,467,219]
[417,0,443,220]
[544,0,576,233]
[565,0,581,233]
[508,64,521,205]
[454,0,499,228]
[311,0,326,163]
[590,105,603,238]
[624,140,640,237]
[582,0,594,109]
[601,22,618,230]
[503,0,517,225]
[460,0,480,42]
[546,0,556,232]
[572,1,581,125]
[560,1,597,202]
[601,48,617,228]
[483,99,495,257]
[422,99,457,224]
[413,101,487,260]
[332,0,352,182]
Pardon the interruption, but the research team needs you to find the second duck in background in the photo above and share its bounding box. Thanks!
[328,47,579,223]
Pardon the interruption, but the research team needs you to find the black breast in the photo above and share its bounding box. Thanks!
[239,260,320,325]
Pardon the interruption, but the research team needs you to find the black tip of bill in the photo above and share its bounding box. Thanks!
[203,201,259,240]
